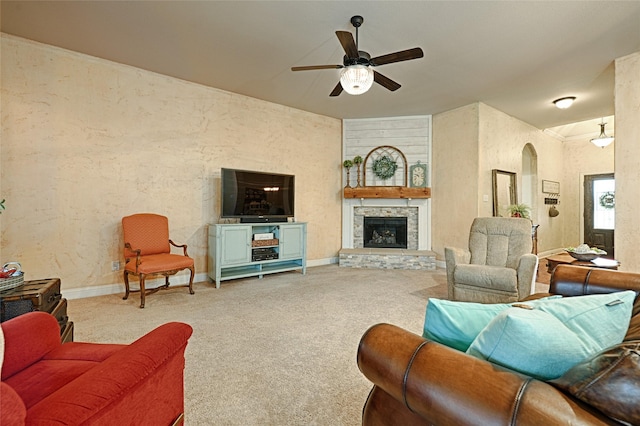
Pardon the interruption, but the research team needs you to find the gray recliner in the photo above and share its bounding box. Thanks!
[445,217,538,303]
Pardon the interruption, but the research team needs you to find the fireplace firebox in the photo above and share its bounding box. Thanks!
[363,217,408,249]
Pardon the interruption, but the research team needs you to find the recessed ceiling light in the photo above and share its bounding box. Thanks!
[553,97,576,109]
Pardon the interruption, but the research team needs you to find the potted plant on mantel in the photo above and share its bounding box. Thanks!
[507,203,531,219]
[353,156,363,187]
[342,160,353,189]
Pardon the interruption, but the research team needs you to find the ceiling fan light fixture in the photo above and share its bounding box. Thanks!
[553,96,576,109]
[340,65,374,95]
[591,121,614,148]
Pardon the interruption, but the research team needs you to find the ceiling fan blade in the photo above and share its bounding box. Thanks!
[370,47,424,66]
[291,64,342,71]
[336,31,359,59]
[330,81,344,97]
[374,71,401,91]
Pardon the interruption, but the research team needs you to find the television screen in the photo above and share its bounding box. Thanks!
[221,168,295,221]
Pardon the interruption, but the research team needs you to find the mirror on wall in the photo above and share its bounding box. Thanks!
[492,169,517,217]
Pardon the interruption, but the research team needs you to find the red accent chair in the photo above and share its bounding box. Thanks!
[122,213,195,308]
[1,311,192,425]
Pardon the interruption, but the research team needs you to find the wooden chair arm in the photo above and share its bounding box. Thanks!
[169,239,189,257]
[124,242,142,272]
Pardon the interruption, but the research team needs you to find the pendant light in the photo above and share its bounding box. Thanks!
[591,120,614,148]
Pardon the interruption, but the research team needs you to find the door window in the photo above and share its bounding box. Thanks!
[593,179,615,230]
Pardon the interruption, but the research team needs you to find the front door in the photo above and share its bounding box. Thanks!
[584,173,615,258]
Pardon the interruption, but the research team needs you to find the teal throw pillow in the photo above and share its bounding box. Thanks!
[466,291,636,380]
[422,296,561,352]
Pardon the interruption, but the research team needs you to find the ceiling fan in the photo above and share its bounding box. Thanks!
[291,15,424,96]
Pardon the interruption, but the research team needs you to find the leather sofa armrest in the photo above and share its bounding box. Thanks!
[551,264,640,296]
[1,312,61,380]
[26,322,193,425]
[358,323,616,426]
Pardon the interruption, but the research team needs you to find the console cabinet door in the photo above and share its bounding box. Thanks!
[279,224,306,259]
[220,226,252,265]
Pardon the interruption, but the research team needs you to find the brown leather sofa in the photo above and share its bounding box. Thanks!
[357,265,640,425]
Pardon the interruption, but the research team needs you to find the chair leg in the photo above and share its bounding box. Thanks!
[188,266,195,295]
[123,270,130,300]
[139,274,146,309]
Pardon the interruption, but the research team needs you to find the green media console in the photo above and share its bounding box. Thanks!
[208,222,307,288]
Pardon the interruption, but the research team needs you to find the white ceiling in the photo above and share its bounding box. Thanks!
[2,1,639,133]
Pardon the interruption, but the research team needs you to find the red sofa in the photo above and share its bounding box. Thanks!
[1,311,192,425]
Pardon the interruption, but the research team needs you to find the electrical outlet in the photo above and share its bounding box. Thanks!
[111,261,120,271]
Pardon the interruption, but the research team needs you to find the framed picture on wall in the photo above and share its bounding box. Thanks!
[542,180,560,194]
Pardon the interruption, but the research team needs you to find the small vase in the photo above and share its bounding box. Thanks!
[345,169,352,188]
[356,164,362,187]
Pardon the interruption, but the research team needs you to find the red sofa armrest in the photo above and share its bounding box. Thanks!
[1,312,61,380]
[25,322,193,425]
[1,382,26,425]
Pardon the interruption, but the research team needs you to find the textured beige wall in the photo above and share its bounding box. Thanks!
[432,103,479,258]
[477,103,565,253]
[432,102,565,259]
[0,35,342,290]
[614,51,640,271]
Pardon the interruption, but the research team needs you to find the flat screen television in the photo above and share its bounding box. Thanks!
[221,168,295,223]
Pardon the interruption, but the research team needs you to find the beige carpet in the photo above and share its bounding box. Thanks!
[67,265,549,425]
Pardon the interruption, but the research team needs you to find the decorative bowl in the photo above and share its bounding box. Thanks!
[565,246,607,261]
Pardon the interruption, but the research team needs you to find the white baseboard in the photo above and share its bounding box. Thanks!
[307,257,338,267]
[63,272,210,300]
[63,259,340,300]
[537,248,565,258]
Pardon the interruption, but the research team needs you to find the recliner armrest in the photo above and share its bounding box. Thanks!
[444,246,471,266]
[444,247,471,299]
[358,323,614,425]
[517,253,539,299]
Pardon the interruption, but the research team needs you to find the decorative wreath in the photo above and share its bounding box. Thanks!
[372,155,398,180]
[599,191,615,209]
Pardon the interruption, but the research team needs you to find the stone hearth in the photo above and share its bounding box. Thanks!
[339,248,436,270]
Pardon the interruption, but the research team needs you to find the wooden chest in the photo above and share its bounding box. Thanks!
[61,321,74,344]
[50,297,69,329]
[0,278,62,322]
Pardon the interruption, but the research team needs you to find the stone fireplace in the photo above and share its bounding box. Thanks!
[339,199,435,270]
[363,217,408,249]
[353,207,418,249]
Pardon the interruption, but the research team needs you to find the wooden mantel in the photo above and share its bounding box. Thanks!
[343,186,431,199]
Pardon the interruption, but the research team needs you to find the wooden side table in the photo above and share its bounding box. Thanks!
[546,253,620,274]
